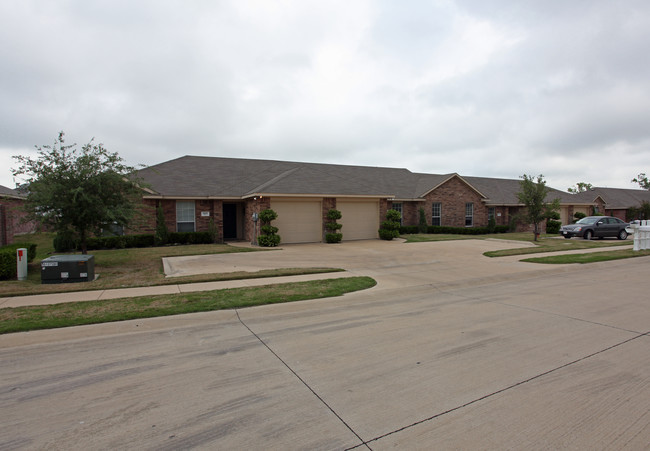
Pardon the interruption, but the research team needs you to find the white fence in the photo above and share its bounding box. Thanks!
[629,220,650,251]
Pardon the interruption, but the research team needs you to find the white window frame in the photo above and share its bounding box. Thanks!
[465,202,473,227]
[432,202,441,226]
[176,200,196,232]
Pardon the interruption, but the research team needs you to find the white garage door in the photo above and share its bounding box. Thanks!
[270,199,322,244]
[338,200,380,240]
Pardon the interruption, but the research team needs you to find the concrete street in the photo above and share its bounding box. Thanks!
[0,240,648,450]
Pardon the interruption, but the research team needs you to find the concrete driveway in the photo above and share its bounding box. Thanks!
[163,238,543,290]
[1,240,648,449]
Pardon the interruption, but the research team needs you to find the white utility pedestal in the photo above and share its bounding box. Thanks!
[17,248,28,281]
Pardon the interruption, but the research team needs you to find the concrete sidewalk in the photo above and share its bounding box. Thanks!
[0,239,634,309]
[0,272,349,308]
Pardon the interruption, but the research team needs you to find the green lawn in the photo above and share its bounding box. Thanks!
[522,248,650,264]
[1,233,341,297]
[0,277,376,334]
[482,235,632,257]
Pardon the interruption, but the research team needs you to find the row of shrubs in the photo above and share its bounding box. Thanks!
[398,225,510,235]
[54,231,216,252]
[0,243,37,280]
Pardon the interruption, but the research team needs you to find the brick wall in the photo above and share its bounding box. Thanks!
[1,198,40,245]
[244,197,270,243]
[379,199,389,224]
[322,197,336,240]
[423,177,487,227]
[0,204,9,246]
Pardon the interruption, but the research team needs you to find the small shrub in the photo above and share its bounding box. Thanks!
[258,208,281,247]
[155,205,169,245]
[488,217,496,234]
[261,225,279,235]
[0,243,37,280]
[418,208,427,233]
[168,231,213,245]
[379,229,398,240]
[379,209,401,240]
[574,212,587,221]
[208,218,220,244]
[546,219,562,234]
[258,234,281,247]
[325,209,343,243]
[325,233,343,243]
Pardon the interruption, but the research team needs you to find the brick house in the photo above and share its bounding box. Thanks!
[0,185,37,246]
[135,156,593,244]
[570,187,650,220]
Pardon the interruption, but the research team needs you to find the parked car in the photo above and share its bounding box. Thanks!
[560,216,629,240]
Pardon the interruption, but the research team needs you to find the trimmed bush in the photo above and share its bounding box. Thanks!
[325,209,343,243]
[325,233,343,243]
[258,208,281,247]
[86,234,156,250]
[399,225,510,235]
[546,219,562,234]
[0,243,37,280]
[418,208,428,233]
[488,217,496,234]
[155,205,169,245]
[168,231,213,245]
[379,209,401,240]
[258,234,281,247]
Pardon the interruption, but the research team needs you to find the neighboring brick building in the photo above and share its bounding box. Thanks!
[135,156,599,244]
[571,187,650,221]
[0,185,37,246]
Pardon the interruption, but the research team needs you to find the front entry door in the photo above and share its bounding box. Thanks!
[223,203,237,240]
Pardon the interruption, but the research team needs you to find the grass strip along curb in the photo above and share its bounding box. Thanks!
[521,249,650,264]
[0,276,376,334]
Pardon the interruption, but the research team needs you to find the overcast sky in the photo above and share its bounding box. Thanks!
[2,0,649,191]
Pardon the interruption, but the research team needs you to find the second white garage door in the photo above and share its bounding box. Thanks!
[270,199,322,244]
[338,200,380,240]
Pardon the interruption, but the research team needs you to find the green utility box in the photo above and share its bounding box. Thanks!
[41,255,95,284]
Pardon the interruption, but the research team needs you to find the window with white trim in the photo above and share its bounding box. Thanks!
[176,200,196,232]
[392,202,403,225]
[488,207,495,222]
[465,202,473,227]
[432,202,441,226]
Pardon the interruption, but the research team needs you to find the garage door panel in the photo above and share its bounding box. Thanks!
[271,200,322,244]
[338,201,379,240]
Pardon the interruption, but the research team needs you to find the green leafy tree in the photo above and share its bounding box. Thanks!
[567,182,593,194]
[632,173,650,190]
[12,132,143,254]
[517,174,560,241]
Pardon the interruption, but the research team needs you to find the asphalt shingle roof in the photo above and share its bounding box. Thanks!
[137,156,643,207]
[138,156,416,198]
[571,187,650,208]
[0,185,24,199]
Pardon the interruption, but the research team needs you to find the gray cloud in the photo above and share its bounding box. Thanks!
[2,0,649,192]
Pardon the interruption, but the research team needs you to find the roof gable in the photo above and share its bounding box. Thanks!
[416,173,487,199]
[572,187,650,208]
